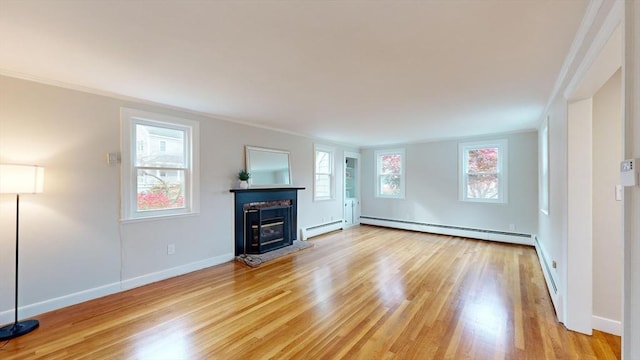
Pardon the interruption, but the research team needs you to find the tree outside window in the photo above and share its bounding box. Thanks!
[135,124,186,212]
[375,149,405,198]
[459,140,507,203]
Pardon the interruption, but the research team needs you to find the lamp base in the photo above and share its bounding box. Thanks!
[0,320,39,341]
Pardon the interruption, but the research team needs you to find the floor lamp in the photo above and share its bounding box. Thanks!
[0,164,44,341]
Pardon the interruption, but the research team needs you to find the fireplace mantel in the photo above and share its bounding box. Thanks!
[229,187,306,193]
[230,187,305,255]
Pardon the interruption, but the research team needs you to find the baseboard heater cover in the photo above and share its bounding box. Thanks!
[302,220,343,240]
[535,236,557,294]
[359,216,533,246]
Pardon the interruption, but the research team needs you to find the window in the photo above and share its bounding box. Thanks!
[314,144,334,200]
[121,108,199,220]
[375,148,405,198]
[540,119,549,214]
[459,139,507,203]
[137,140,145,153]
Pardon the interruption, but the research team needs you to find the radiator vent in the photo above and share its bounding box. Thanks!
[359,216,534,247]
[360,216,531,238]
[535,236,557,293]
[303,220,343,240]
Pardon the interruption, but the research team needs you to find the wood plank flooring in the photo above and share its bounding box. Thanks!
[0,225,620,359]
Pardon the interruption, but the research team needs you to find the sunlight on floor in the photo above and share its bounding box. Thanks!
[134,328,191,360]
[462,297,508,345]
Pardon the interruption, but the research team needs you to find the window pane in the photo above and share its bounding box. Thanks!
[467,147,498,173]
[467,173,499,199]
[315,174,331,198]
[381,154,401,174]
[380,174,401,196]
[136,124,185,168]
[136,169,185,211]
[316,151,330,173]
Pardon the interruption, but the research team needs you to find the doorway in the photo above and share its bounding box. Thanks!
[344,151,360,227]
[565,24,623,335]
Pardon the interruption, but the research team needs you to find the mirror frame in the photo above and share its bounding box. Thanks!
[245,146,292,187]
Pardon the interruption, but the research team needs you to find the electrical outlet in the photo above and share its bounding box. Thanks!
[167,244,176,255]
[509,224,516,231]
[552,260,557,269]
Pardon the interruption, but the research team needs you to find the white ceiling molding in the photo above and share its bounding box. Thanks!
[542,0,603,120]
[564,0,624,101]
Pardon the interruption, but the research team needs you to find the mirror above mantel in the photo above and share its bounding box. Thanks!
[245,146,292,187]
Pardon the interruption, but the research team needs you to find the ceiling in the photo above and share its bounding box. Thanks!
[0,1,589,147]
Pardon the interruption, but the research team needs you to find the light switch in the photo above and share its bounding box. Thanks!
[106,152,121,165]
[615,185,623,201]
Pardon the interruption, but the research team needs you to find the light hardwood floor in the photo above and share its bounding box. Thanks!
[1,225,620,359]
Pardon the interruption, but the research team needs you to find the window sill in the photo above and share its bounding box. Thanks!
[460,199,507,205]
[375,195,405,199]
[120,211,200,224]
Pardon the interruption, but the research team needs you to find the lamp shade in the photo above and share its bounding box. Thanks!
[0,164,45,194]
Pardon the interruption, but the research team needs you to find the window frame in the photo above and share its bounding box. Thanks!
[458,139,508,204]
[313,144,335,201]
[540,118,549,215]
[121,108,200,221]
[375,148,406,199]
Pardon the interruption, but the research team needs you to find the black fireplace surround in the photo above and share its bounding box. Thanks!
[230,187,304,255]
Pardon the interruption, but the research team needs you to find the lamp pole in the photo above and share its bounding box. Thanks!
[0,164,43,341]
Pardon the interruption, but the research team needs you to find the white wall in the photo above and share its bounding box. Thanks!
[536,96,568,322]
[592,69,623,332]
[0,75,354,321]
[623,1,640,357]
[360,131,538,237]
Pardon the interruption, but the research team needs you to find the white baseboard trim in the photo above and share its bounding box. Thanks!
[302,220,343,240]
[121,253,234,290]
[360,216,533,246]
[0,281,122,324]
[593,315,622,336]
[0,253,234,324]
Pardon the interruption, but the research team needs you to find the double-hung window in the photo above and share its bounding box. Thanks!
[314,144,334,201]
[459,139,507,203]
[121,108,199,220]
[375,148,405,198]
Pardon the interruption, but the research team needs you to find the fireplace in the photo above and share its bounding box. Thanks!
[245,205,292,254]
[230,187,305,255]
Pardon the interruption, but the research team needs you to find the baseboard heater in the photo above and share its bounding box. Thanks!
[533,235,562,323]
[534,236,557,294]
[359,216,533,246]
[302,220,343,240]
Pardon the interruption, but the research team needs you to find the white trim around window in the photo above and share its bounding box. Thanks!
[120,108,200,221]
[540,118,549,215]
[375,148,405,199]
[459,139,508,204]
[314,144,335,201]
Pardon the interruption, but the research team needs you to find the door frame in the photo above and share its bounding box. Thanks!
[344,151,361,226]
